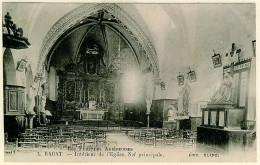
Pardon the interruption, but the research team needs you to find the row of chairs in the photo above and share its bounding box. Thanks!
[126,128,197,148]
[15,126,107,153]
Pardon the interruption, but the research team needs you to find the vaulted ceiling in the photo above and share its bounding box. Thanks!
[47,10,147,73]
[2,3,255,100]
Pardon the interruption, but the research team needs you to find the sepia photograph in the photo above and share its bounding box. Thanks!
[1,1,257,164]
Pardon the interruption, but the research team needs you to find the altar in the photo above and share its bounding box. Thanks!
[76,109,105,121]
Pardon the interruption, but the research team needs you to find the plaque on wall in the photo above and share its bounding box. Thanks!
[9,91,17,111]
[5,85,25,115]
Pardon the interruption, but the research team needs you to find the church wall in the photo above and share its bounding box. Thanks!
[151,4,255,119]
[2,3,81,77]
[2,3,255,121]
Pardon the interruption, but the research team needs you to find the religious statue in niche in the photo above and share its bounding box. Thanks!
[167,104,178,122]
[27,85,36,115]
[82,44,107,75]
[211,72,233,104]
[88,81,98,101]
[87,59,97,74]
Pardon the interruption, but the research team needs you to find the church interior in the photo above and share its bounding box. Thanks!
[2,3,256,162]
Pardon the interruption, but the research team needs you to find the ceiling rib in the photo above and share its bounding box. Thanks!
[100,22,110,71]
[46,22,96,71]
[105,24,140,68]
[74,24,96,63]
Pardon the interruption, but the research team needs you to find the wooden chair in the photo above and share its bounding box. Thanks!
[139,130,146,142]
[164,130,175,146]
[155,129,163,147]
[127,130,135,139]
[58,135,70,150]
[95,132,107,148]
[145,130,155,145]
[5,142,15,155]
[83,139,96,150]
[134,130,140,141]
[70,137,83,151]
[16,138,38,153]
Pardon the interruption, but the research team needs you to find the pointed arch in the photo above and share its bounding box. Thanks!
[37,3,159,79]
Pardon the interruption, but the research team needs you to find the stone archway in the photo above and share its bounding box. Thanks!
[36,3,159,80]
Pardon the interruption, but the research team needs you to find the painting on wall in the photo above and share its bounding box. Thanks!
[160,82,165,90]
[16,59,27,72]
[188,70,197,82]
[177,73,184,86]
[212,53,222,68]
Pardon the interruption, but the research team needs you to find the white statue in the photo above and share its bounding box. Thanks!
[146,98,152,114]
[89,100,96,110]
[211,73,233,104]
[167,104,177,122]
[28,85,36,115]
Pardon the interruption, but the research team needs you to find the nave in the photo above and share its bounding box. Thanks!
[5,124,256,162]
[2,3,256,163]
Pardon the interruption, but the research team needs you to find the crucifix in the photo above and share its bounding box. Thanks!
[229,43,242,62]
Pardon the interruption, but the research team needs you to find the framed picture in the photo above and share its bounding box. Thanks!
[160,82,165,90]
[188,70,196,82]
[177,74,184,86]
[212,53,222,68]
[16,59,27,72]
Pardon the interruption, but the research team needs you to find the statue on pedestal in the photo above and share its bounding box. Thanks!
[146,98,152,114]
[211,73,233,104]
[167,104,178,122]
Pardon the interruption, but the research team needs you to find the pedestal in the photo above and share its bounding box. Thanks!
[197,126,251,152]
[175,116,190,130]
[163,121,177,130]
[201,103,244,129]
[27,114,35,129]
[198,103,248,152]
